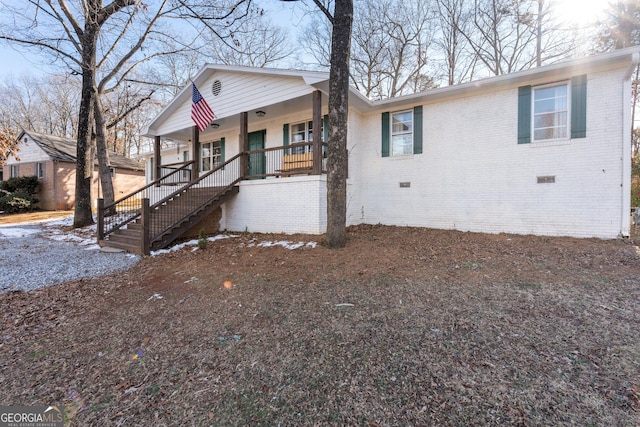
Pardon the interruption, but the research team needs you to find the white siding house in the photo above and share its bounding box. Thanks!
[142,47,640,240]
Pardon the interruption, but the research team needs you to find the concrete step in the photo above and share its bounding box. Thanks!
[100,239,143,255]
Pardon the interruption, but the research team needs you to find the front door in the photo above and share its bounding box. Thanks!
[248,130,266,178]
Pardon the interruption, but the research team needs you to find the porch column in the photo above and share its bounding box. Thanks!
[154,135,161,185]
[239,111,248,179]
[312,90,322,175]
[191,125,200,178]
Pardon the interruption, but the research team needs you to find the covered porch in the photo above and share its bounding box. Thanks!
[97,89,330,254]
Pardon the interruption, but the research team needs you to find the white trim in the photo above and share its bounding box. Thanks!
[390,109,414,156]
[531,80,571,143]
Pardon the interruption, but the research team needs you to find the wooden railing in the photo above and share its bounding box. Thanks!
[144,153,244,251]
[97,161,194,241]
[245,142,327,178]
[98,143,329,252]
[158,161,192,185]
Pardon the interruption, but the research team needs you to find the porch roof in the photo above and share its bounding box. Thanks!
[142,64,371,140]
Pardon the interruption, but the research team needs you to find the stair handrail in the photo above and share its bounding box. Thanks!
[148,153,243,245]
[99,161,194,240]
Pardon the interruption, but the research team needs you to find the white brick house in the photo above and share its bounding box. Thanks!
[140,47,640,241]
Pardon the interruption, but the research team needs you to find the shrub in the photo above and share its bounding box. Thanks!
[198,228,208,250]
[0,176,39,195]
[0,176,39,213]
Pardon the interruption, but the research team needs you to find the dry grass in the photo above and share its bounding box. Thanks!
[0,225,639,426]
[0,210,73,225]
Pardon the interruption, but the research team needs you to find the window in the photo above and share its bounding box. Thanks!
[290,120,324,154]
[518,75,587,144]
[391,110,414,155]
[533,83,568,141]
[201,140,223,172]
[36,162,45,179]
[10,165,19,178]
[381,106,423,157]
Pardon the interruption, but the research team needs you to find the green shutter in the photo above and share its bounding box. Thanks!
[382,112,390,157]
[413,106,423,154]
[518,85,531,144]
[571,75,587,139]
[283,123,289,155]
[220,137,225,163]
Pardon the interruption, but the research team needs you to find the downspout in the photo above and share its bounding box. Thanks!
[621,52,640,237]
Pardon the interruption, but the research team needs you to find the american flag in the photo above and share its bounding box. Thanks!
[191,82,215,132]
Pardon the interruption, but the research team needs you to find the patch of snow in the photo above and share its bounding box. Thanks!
[150,234,236,256]
[0,225,41,238]
[257,240,317,250]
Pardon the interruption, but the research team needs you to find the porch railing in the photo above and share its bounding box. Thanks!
[158,161,192,184]
[98,142,329,252]
[246,142,328,178]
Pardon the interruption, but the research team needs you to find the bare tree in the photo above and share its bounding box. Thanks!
[457,0,575,78]
[203,13,294,67]
[0,74,80,139]
[297,15,333,70]
[299,0,436,99]
[0,0,254,226]
[434,0,478,85]
[459,0,538,76]
[379,0,436,97]
[349,0,390,97]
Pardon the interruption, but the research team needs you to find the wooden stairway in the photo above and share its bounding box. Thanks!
[101,185,239,254]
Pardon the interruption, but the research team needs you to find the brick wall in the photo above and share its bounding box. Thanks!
[222,176,328,234]
[183,207,222,238]
[352,68,628,239]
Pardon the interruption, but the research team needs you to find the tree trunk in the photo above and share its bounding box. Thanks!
[325,0,353,248]
[94,90,116,216]
[73,69,96,227]
[73,23,99,228]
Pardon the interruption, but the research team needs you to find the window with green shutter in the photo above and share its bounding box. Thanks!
[518,75,587,144]
[382,106,423,157]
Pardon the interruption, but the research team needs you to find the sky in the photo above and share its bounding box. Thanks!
[0,0,613,80]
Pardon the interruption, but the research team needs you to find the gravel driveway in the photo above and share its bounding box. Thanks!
[0,221,140,293]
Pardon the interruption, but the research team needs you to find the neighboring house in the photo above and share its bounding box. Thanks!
[5,130,145,210]
[101,47,640,254]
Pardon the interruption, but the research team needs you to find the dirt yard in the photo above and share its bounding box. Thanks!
[1,224,639,426]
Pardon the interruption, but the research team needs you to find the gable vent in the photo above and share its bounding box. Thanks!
[211,80,222,96]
